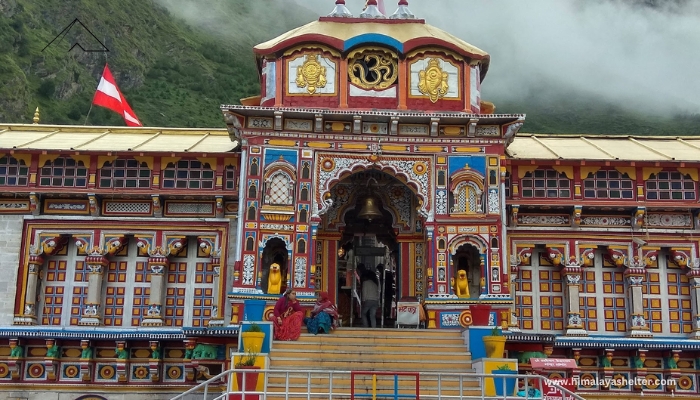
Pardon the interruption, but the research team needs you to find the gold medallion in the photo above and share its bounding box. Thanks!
[418,58,449,103]
[296,54,327,94]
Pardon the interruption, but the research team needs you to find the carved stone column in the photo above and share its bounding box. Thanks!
[141,256,168,327]
[686,265,700,339]
[79,254,108,326]
[15,235,68,325]
[562,256,587,336]
[210,255,224,327]
[16,255,44,325]
[508,254,521,332]
[625,256,651,337]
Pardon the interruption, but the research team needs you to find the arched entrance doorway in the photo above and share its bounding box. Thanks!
[260,237,288,295]
[319,169,424,327]
[451,243,481,298]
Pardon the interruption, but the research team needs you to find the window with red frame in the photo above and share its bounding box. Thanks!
[646,171,695,200]
[162,159,214,189]
[98,159,151,189]
[225,165,237,191]
[39,157,88,187]
[521,169,571,198]
[583,170,634,199]
[0,156,29,186]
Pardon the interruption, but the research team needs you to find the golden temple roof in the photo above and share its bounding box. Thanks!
[0,124,239,153]
[254,19,490,78]
[507,134,700,162]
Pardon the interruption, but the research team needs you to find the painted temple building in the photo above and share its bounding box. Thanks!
[1,0,700,398]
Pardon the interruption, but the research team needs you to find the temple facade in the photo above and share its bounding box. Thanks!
[0,1,699,399]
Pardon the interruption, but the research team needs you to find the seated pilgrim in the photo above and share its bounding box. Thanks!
[305,291,339,335]
[272,288,304,341]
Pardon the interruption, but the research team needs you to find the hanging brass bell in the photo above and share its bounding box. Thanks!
[358,196,382,222]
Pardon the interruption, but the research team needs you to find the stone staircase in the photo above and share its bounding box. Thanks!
[264,328,481,399]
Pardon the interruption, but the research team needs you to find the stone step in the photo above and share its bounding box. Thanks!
[269,358,474,371]
[311,328,461,337]
[273,341,467,352]
[270,349,470,362]
[286,336,464,346]
[265,375,481,388]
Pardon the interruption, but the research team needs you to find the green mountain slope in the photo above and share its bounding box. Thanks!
[0,0,315,127]
[0,0,698,135]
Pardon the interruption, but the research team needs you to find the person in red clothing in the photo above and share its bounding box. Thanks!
[272,288,304,341]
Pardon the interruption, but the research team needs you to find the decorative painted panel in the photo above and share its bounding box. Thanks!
[666,262,693,334]
[409,57,461,101]
[131,261,151,326]
[515,269,534,331]
[287,53,337,95]
[602,265,627,333]
[69,261,88,325]
[642,265,663,334]
[538,268,564,331]
[104,260,128,327]
[41,260,67,325]
[579,269,598,332]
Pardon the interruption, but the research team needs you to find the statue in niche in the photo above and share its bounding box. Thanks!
[267,263,283,294]
[452,269,470,298]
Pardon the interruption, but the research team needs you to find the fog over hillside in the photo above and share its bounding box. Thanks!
[164,0,700,117]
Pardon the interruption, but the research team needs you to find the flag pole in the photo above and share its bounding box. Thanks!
[83,104,93,125]
[86,44,108,126]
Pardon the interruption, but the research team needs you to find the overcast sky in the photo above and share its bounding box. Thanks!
[306,0,700,115]
[169,0,700,116]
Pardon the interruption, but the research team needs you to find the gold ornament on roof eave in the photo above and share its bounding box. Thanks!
[348,52,398,90]
[296,54,327,94]
[418,58,449,103]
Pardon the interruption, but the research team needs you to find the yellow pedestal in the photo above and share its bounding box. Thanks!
[229,354,269,392]
[472,358,518,397]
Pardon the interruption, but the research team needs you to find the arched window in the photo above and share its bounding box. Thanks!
[491,237,499,249]
[39,157,88,187]
[246,236,255,251]
[583,169,633,199]
[646,171,695,200]
[0,156,29,186]
[98,158,151,188]
[248,183,257,199]
[250,158,259,176]
[247,206,256,220]
[297,239,306,254]
[300,186,309,201]
[302,162,311,179]
[265,172,294,205]
[451,181,482,213]
[299,208,308,223]
[161,159,214,189]
[521,169,570,198]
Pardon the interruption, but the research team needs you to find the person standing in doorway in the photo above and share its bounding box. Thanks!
[361,268,380,328]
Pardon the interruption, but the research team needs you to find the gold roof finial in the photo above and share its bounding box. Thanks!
[32,107,40,124]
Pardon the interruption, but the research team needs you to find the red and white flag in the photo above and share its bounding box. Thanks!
[92,64,142,126]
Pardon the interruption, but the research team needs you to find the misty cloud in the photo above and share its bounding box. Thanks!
[304,0,700,115]
[166,0,700,115]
